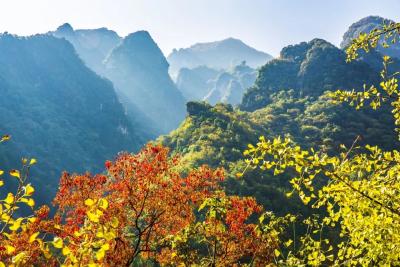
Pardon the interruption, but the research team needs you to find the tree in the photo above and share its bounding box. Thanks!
[243,20,400,266]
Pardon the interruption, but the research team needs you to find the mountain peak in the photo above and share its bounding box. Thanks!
[56,23,74,33]
[340,16,395,49]
[167,38,272,78]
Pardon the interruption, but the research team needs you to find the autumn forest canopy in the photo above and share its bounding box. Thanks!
[1,12,400,267]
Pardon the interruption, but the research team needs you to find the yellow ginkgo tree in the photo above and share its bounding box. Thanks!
[243,20,400,266]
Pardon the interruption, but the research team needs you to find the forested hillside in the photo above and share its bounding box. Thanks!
[0,33,147,204]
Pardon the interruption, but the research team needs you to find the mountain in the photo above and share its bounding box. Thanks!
[241,39,377,111]
[52,23,121,74]
[52,25,186,133]
[176,66,221,100]
[176,61,257,105]
[204,62,257,105]
[159,37,399,215]
[103,31,187,133]
[168,38,273,79]
[0,33,147,204]
[159,95,396,215]
[341,16,400,59]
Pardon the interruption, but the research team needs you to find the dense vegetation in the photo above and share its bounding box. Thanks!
[159,36,399,216]
[0,33,147,205]
[1,15,400,266]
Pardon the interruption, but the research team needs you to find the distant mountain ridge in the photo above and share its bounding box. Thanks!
[52,24,186,133]
[167,37,272,79]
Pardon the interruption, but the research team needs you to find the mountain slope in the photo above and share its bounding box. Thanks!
[52,23,121,74]
[0,33,146,204]
[241,39,377,111]
[103,31,187,133]
[176,62,257,105]
[168,38,272,79]
[52,25,186,134]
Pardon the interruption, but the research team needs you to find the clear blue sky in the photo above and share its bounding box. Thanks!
[0,0,399,57]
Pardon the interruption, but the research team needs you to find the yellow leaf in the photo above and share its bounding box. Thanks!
[284,239,293,247]
[28,217,37,223]
[84,198,95,207]
[27,199,35,207]
[110,217,119,228]
[4,193,14,204]
[9,170,20,179]
[29,158,37,165]
[62,246,70,255]
[25,184,35,196]
[274,249,281,257]
[52,237,63,248]
[12,252,26,263]
[98,198,109,210]
[0,170,3,176]
[0,261,5,267]
[9,219,22,231]
[0,135,11,142]
[0,180,3,187]
[87,211,99,223]
[5,245,15,254]
[101,243,110,251]
[29,232,39,243]
[95,248,106,260]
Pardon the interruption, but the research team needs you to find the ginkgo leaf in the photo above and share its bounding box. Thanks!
[98,198,109,210]
[4,193,14,204]
[0,170,3,176]
[24,184,35,196]
[52,237,63,248]
[12,252,27,264]
[5,245,15,254]
[29,158,37,165]
[0,135,10,142]
[9,170,20,179]
[95,248,106,260]
[87,211,99,223]
[29,232,40,243]
[62,246,70,255]
[84,198,95,207]
[27,198,35,207]
[9,218,23,231]
[274,249,281,257]
[28,217,37,223]
[0,181,3,187]
[0,261,5,267]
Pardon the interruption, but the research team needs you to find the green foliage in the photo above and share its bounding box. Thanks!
[243,21,400,266]
[241,39,378,112]
[0,33,147,205]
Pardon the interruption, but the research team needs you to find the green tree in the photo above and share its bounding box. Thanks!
[244,20,400,266]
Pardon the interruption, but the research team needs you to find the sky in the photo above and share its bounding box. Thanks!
[0,0,399,57]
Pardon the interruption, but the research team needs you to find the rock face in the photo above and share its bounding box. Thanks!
[176,62,257,106]
[204,62,257,105]
[52,25,187,134]
[340,16,400,59]
[176,66,220,100]
[241,39,377,111]
[52,23,121,74]
[168,37,272,79]
[0,33,146,204]
[103,31,187,133]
